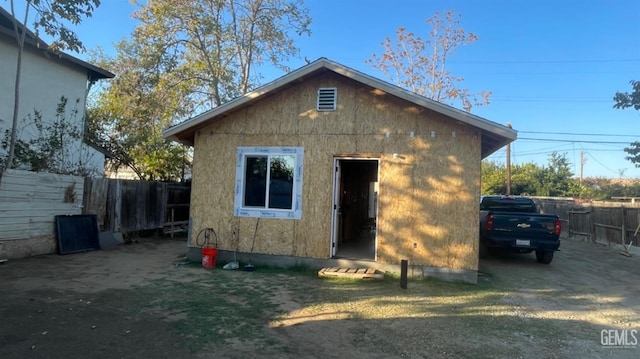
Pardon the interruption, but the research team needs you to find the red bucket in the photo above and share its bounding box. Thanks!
[202,248,217,269]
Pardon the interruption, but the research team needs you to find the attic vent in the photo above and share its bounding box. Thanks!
[317,87,337,111]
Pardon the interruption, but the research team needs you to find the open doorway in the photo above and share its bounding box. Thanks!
[331,158,379,260]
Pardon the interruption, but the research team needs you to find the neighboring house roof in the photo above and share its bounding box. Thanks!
[163,57,517,158]
[0,6,114,81]
[84,139,114,159]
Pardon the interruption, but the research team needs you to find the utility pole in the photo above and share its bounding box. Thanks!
[580,151,584,185]
[506,123,512,195]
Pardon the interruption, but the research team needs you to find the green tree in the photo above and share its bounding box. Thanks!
[482,161,545,195]
[88,0,311,180]
[4,0,101,170]
[131,0,311,108]
[614,80,640,110]
[482,153,581,197]
[367,9,490,112]
[480,160,506,194]
[614,80,640,168]
[537,152,576,197]
[510,162,544,195]
[87,40,192,181]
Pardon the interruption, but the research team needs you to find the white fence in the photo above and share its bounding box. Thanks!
[0,169,83,256]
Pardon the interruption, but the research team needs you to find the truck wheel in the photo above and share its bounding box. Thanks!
[536,250,553,264]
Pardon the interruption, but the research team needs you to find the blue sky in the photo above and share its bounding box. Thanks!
[7,0,640,178]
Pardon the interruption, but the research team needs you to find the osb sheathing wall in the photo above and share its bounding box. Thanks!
[190,72,482,271]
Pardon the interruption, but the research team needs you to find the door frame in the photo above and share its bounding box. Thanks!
[330,157,380,259]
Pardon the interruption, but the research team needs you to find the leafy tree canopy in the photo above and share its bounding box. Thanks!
[613,80,640,168]
[614,80,640,111]
[87,0,311,180]
[483,152,579,197]
[482,153,640,199]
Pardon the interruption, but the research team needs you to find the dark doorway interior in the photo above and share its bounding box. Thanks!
[335,159,378,260]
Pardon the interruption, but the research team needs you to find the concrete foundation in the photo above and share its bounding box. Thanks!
[0,235,56,259]
[185,246,478,284]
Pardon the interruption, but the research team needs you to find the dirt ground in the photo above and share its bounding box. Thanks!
[1,236,639,359]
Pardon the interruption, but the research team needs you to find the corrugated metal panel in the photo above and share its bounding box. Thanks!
[0,170,83,240]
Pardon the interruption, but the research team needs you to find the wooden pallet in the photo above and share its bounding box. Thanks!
[318,267,384,280]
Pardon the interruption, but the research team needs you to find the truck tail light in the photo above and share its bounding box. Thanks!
[555,219,561,236]
[487,214,494,231]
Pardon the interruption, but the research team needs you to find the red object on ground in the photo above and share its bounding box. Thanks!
[202,247,217,269]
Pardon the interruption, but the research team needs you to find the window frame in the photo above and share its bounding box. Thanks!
[234,146,304,219]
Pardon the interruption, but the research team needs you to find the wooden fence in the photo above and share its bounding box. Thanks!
[533,197,640,248]
[0,170,189,258]
[82,178,190,234]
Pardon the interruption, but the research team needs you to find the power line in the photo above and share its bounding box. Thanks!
[499,148,627,158]
[464,71,633,75]
[450,58,640,65]
[583,151,620,175]
[485,137,637,178]
[495,96,609,100]
[519,131,640,137]
[492,98,612,103]
[517,137,632,144]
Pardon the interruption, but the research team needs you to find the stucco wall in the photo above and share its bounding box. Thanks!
[0,37,104,175]
[190,72,482,271]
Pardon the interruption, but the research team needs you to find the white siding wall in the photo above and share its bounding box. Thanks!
[0,36,104,175]
[0,169,84,241]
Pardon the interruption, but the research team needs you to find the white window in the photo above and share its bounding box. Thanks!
[234,147,303,219]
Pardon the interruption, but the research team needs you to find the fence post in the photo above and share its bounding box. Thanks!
[82,176,90,215]
[589,205,596,243]
[621,205,626,247]
[115,180,122,233]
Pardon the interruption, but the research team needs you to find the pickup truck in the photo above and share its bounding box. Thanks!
[479,196,561,264]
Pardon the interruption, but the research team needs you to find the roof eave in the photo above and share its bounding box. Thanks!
[321,59,518,145]
[163,58,517,150]
[162,60,330,142]
[0,7,114,80]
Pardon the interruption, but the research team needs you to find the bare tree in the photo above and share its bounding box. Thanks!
[367,10,490,112]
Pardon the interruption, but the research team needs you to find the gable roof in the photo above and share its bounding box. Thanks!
[0,6,114,81]
[163,57,516,158]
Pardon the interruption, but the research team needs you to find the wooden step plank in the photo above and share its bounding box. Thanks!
[317,267,384,280]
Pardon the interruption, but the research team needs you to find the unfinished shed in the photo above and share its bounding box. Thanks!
[163,58,516,282]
